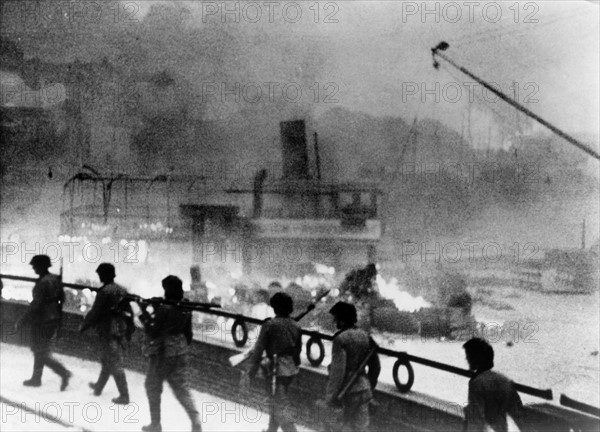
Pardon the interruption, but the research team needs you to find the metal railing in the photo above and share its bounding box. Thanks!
[2,272,598,418]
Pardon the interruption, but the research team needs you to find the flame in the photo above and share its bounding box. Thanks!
[375,274,430,312]
[314,263,335,275]
[291,263,337,291]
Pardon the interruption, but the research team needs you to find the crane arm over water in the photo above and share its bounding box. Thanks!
[431,41,600,161]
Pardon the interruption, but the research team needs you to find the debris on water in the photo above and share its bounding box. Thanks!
[591,350,598,356]
[506,341,514,347]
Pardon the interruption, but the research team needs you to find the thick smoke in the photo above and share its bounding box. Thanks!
[1,1,599,288]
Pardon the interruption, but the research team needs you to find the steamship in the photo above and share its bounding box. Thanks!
[59,120,382,287]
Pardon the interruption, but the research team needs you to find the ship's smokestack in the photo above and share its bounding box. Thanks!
[253,169,268,218]
[280,120,309,180]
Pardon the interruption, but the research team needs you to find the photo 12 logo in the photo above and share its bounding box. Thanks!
[194,160,343,186]
[399,241,539,264]
[197,241,342,265]
[200,81,340,105]
[0,1,141,34]
[401,81,539,104]
[398,162,540,185]
[1,401,140,425]
[1,81,67,108]
[401,2,540,24]
[195,2,340,24]
[1,240,143,265]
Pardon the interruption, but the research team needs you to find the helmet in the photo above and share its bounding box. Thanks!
[96,263,116,278]
[329,301,357,325]
[270,292,293,316]
[162,275,184,301]
[463,338,494,370]
[30,255,52,268]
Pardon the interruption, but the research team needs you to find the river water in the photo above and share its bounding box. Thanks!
[376,287,600,408]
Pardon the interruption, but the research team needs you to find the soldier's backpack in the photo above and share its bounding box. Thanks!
[111,296,136,342]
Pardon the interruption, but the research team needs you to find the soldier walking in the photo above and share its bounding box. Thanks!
[139,275,201,432]
[324,301,381,432]
[463,338,524,432]
[15,255,72,390]
[80,263,130,404]
[245,292,302,432]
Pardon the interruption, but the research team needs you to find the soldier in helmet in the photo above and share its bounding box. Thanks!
[463,338,524,432]
[80,263,131,404]
[246,292,302,432]
[15,255,72,390]
[325,301,380,432]
[139,275,201,432]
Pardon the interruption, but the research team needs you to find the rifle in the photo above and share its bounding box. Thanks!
[57,258,64,338]
[124,294,221,312]
[229,289,330,367]
[270,354,278,397]
[334,338,379,403]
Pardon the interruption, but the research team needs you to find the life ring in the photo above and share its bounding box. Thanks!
[306,336,325,366]
[392,356,415,393]
[231,318,248,347]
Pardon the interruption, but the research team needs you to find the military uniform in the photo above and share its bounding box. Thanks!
[141,302,200,432]
[465,369,523,432]
[325,326,380,432]
[18,272,71,388]
[248,316,302,432]
[81,282,130,400]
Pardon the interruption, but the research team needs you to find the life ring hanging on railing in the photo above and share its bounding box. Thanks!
[393,356,415,393]
[306,336,325,367]
[231,318,248,348]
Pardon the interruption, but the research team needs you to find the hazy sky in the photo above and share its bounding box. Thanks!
[322,1,599,136]
[5,1,598,144]
[160,1,600,137]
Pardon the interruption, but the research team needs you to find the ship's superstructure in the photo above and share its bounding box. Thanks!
[58,120,382,293]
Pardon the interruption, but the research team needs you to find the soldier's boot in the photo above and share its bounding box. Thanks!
[60,370,72,391]
[24,355,44,386]
[264,405,279,432]
[112,372,130,405]
[189,411,201,432]
[91,367,110,396]
[143,395,162,432]
[264,418,278,432]
[22,378,42,387]
[171,383,200,432]
[272,395,297,432]
[45,355,71,391]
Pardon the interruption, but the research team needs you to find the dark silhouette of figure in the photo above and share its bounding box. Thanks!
[16,255,71,390]
[246,292,302,432]
[80,263,130,404]
[463,338,524,432]
[140,276,201,432]
[325,301,380,432]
